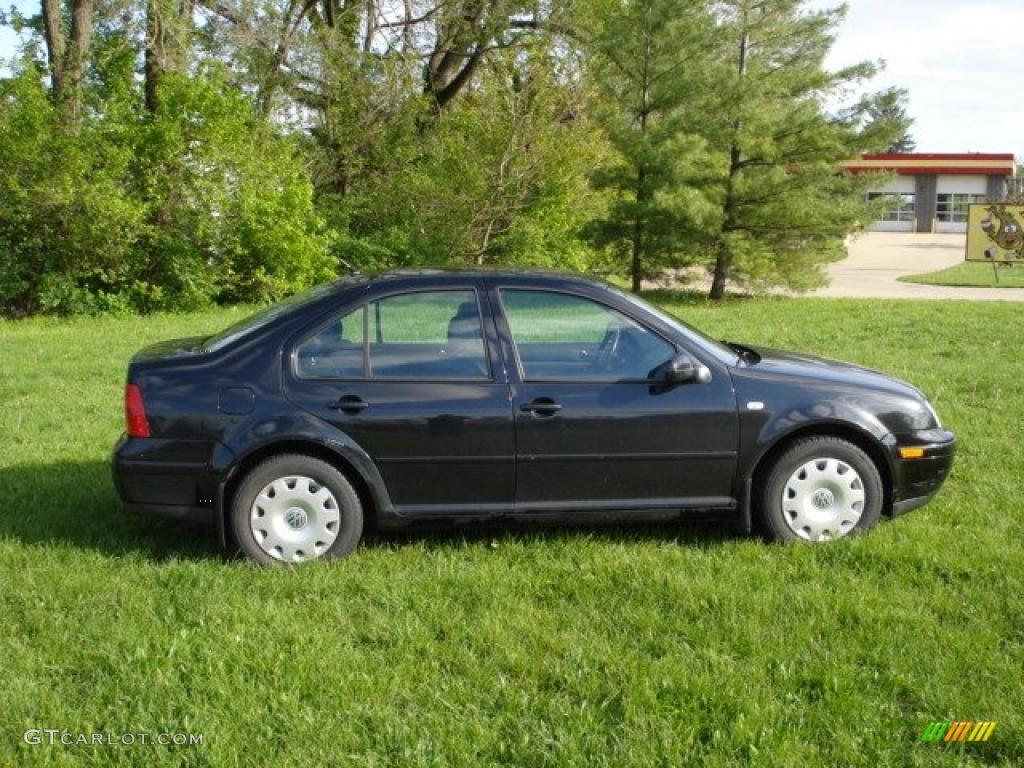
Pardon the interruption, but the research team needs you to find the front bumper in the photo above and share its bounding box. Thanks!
[888,428,956,516]
[111,434,218,526]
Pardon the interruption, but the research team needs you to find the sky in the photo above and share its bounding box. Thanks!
[810,0,1024,157]
[1,0,1022,158]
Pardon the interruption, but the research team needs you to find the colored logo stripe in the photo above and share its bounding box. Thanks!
[921,721,996,742]
[944,722,971,741]
[921,722,949,742]
[970,722,997,742]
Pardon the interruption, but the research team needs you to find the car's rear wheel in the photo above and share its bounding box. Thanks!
[759,436,882,542]
[231,454,363,564]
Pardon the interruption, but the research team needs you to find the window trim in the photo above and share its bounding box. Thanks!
[496,287,679,385]
[292,287,494,383]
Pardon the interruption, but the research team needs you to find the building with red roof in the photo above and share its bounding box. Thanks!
[841,153,1016,233]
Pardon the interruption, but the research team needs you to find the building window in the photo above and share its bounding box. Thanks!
[936,193,986,223]
[867,192,916,222]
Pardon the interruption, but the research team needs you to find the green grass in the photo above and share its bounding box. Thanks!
[899,260,1024,287]
[1,296,1023,767]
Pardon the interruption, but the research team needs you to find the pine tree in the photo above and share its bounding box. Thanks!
[583,0,717,292]
[702,0,900,299]
[863,88,916,153]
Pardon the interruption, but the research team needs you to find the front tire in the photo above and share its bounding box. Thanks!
[759,437,883,543]
[231,454,363,565]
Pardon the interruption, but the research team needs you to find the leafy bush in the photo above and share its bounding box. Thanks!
[0,66,334,316]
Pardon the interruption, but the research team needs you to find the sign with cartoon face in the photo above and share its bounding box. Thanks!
[967,203,1024,262]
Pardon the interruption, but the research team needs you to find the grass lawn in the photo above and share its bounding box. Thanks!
[1,295,1022,767]
[899,260,1024,287]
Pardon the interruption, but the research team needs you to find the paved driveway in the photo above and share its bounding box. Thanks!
[811,232,1024,301]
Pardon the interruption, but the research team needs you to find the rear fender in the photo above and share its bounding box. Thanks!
[212,411,394,546]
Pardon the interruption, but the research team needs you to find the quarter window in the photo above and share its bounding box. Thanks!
[500,290,675,381]
[296,290,489,380]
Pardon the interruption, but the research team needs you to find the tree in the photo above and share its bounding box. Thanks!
[144,0,195,114]
[39,0,94,122]
[863,87,915,153]
[583,0,718,292]
[701,0,902,299]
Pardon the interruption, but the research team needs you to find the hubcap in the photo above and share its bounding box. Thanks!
[250,475,341,562]
[782,457,865,542]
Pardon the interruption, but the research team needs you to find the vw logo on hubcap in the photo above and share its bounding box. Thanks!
[811,488,835,510]
[284,507,309,530]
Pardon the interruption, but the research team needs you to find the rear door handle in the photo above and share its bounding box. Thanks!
[520,398,562,416]
[328,395,368,414]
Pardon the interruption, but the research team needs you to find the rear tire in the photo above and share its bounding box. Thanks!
[231,454,363,565]
[759,436,882,543]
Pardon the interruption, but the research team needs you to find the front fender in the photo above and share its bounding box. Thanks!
[733,376,902,495]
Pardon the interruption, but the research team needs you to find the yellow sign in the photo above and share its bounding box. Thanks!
[966,203,1024,262]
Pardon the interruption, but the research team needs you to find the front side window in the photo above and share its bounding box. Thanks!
[500,290,675,381]
[296,290,489,380]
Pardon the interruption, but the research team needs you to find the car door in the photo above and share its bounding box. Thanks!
[490,283,739,511]
[283,283,515,516]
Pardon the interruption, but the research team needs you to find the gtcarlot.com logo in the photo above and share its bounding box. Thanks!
[24,729,203,747]
[921,721,997,743]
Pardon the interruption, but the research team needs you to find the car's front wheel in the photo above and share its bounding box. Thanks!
[759,436,883,542]
[231,454,363,564]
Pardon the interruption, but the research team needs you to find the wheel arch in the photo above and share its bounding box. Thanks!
[220,438,386,548]
[747,422,895,518]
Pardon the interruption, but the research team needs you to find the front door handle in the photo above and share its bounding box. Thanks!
[328,395,368,414]
[520,398,562,416]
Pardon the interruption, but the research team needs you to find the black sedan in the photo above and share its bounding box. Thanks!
[112,271,955,563]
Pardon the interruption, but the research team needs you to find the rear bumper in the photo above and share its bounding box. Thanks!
[123,502,214,525]
[888,428,956,516]
[111,434,219,526]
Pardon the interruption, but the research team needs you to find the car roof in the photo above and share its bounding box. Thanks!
[342,268,614,289]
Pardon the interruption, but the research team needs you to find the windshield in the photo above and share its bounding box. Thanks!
[203,283,341,351]
[607,287,740,364]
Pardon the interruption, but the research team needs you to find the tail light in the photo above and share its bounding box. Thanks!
[124,383,151,437]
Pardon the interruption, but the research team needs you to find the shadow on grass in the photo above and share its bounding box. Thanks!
[0,459,741,562]
[365,512,740,553]
[0,459,221,562]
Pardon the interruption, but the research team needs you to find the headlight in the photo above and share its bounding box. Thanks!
[924,400,942,429]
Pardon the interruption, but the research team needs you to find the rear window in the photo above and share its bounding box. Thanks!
[203,283,341,351]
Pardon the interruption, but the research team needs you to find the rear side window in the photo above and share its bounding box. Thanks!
[295,305,366,378]
[295,290,490,380]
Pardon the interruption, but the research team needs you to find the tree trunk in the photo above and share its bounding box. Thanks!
[63,0,93,122]
[708,9,749,301]
[144,0,164,114]
[709,242,729,300]
[40,0,65,96]
[631,215,643,293]
[144,0,193,115]
[631,13,651,295]
[40,0,94,123]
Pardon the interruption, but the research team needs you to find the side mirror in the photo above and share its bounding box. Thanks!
[665,352,711,384]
